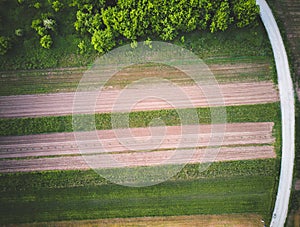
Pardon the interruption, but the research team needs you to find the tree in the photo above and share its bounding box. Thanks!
[91,28,116,54]
[43,18,56,31]
[40,34,53,49]
[160,23,177,41]
[31,19,46,36]
[49,0,64,12]
[210,0,232,33]
[33,2,41,9]
[233,0,260,28]
[31,18,42,30]
[71,0,261,54]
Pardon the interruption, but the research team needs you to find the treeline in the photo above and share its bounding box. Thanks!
[0,0,259,55]
[74,0,260,53]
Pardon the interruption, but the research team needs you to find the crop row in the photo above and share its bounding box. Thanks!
[0,103,280,136]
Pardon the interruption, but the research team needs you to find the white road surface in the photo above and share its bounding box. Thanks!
[257,0,295,226]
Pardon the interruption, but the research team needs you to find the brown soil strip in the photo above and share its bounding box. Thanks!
[0,145,275,173]
[0,82,278,118]
[17,213,263,227]
[0,122,274,159]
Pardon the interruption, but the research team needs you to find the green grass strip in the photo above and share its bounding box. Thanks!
[0,159,278,192]
[0,176,275,224]
[0,103,280,136]
[0,159,277,224]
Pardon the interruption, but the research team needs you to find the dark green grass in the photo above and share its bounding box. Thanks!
[0,21,272,71]
[176,22,272,59]
[0,177,275,224]
[0,159,278,224]
[0,103,280,136]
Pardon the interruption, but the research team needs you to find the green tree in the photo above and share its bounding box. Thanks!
[233,0,260,28]
[210,0,232,33]
[31,19,42,30]
[40,34,53,49]
[31,19,46,36]
[197,0,213,30]
[70,0,261,54]
[91,28,116,54]
[49,0,63,12]
[33,2,41,9]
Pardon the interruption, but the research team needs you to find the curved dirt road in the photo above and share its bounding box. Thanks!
[257,0,295,226]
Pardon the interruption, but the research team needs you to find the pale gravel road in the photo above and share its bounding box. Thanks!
[0,82,278,118]
[257,0,295,226]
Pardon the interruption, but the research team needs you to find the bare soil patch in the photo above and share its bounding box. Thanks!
[16,214,263,227]
[0,82,278,118]
[0,145,275,173]
[0,122,274,159]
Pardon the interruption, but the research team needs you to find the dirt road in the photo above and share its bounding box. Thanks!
[0,82,278,118]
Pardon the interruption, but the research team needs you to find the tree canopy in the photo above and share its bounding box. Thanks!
[0,0,260,53]
[73,0,260,53]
